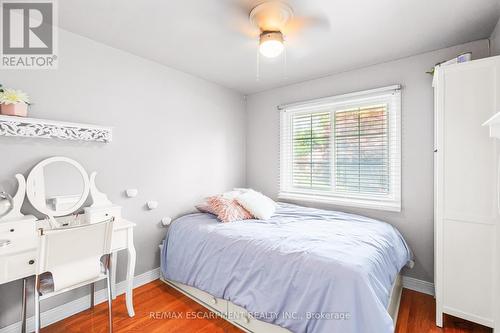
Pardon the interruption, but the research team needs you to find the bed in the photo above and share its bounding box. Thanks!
[160,202,412,333]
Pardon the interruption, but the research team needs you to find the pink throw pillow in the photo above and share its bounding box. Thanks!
[195,202,217,215]
[206,196,254,223]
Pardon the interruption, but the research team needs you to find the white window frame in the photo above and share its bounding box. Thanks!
[279,85,401,212]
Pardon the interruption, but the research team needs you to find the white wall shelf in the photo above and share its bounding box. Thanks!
[482,112,500,139]
[0,115,112,143]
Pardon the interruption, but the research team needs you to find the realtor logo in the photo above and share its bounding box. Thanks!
[1,0,57,69]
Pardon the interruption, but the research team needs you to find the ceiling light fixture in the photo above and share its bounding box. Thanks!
[250,2,292,59]
[259,31,284,58]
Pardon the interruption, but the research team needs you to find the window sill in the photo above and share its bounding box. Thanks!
[278,192,401,212]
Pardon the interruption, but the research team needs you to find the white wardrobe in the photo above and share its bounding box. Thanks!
[434,55,500,329]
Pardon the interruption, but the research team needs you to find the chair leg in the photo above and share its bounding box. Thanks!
[21,278,27,333]
[90,283,95,309]
[106,255,113,333]
[34,275,41,333]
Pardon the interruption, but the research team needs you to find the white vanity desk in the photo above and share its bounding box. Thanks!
[0,157,137,331]
[0,217,136,313]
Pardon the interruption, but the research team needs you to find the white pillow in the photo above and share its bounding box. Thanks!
[233,188,251,193]
[235,190,276,220]
[221,189,245,200]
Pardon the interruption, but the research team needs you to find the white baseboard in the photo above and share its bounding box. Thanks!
[402,276,435,296]
[0,268,160,333]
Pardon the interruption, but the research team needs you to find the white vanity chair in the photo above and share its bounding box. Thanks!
[0,156,137,332]
[35,219,115,333]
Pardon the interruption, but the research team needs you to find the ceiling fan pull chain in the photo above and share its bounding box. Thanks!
[283,40,288,79]
[256,46,260,81]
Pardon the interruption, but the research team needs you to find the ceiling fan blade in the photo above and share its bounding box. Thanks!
[284,18,331,59]
[218,0,261,38]
[282,15,330,36]
[230,16,260,38]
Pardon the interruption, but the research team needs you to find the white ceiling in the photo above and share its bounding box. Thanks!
[59,0,500,94]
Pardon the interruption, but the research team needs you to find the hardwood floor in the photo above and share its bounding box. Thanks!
[44,280,240,333]
[395,289,491,333]
[43,280,492,333]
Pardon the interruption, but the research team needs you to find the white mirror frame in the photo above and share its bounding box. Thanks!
[26,156,90,217]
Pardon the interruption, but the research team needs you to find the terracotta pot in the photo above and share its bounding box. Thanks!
[0,102,28,117]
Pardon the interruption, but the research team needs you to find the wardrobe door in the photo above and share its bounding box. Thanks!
[440,60,498,327]
[434,70,443,327]
[495,60,500,332]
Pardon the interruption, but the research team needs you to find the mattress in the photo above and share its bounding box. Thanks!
[161,202,412,333]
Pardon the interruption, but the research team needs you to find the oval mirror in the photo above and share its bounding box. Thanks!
[26,157,90,217]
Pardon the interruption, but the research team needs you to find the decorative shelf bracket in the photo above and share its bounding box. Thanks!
[0,115,112,143]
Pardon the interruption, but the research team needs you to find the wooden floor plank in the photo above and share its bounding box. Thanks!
[394,289,492,333]
[43,280,492,333]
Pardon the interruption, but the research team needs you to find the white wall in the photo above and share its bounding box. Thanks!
[245,39,490,283]
[490,18,500,56]
[0,30,246,328]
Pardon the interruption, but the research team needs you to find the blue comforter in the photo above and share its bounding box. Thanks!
[161,203,411,333]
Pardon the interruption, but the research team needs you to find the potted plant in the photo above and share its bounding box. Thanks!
[0,86,30,117]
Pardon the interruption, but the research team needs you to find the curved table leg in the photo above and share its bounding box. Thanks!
[21,277,27,333]
[125,228,136,317]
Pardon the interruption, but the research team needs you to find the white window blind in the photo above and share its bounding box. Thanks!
[280,85,401,212]
[292,112,331,190]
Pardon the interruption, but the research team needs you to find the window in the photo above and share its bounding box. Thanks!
[279,85,401,211]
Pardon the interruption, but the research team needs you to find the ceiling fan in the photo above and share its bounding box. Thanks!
[246,1,330,58]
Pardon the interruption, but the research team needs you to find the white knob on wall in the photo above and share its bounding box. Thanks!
[161,217,172,226]
[126,189,138,198]
[147,201,158,210]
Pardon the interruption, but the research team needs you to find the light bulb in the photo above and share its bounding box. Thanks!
[259,31,284,58]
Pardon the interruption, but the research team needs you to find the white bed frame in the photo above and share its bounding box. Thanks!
[160,273,402,333]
